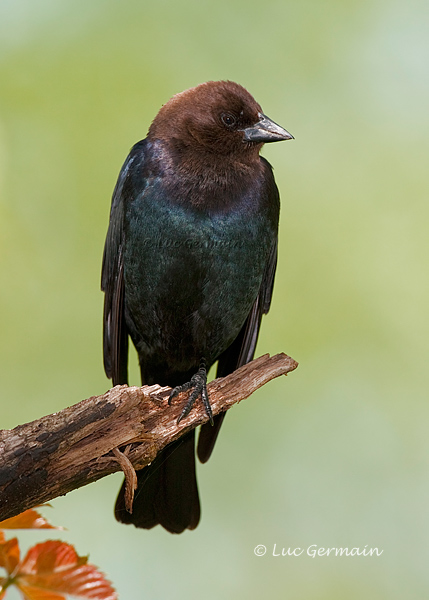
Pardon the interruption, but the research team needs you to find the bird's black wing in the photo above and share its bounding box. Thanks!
[197,237,278,463]
[105,141,201,532]
[101,145,145,385]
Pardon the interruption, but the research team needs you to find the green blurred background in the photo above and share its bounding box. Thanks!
[1,0,428,598]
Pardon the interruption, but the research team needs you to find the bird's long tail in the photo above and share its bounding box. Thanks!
[114,430,200,533]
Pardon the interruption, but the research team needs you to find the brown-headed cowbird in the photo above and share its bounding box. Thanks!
[101,80,292,533]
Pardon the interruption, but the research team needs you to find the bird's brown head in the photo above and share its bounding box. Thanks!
[148,80,293,160]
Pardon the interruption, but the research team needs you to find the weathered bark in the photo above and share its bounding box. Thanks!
[0,353,298,521]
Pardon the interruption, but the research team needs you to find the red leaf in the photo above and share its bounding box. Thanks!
[0,508,59,531]
[17,585,66,600]
[0,536,20,575]
[17,541,117,600]
[20,541,86,575]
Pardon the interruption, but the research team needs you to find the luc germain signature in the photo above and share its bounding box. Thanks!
[254,544,384,557]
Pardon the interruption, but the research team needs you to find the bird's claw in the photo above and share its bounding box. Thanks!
[168,359,214,426]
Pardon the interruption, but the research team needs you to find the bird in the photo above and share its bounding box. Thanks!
[101,80,293,533]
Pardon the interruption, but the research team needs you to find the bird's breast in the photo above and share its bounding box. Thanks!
[123,178,275,375]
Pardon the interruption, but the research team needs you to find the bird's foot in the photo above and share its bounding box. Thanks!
[168,358,214,425]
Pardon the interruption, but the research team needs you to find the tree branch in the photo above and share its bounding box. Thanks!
[0,353,298,521]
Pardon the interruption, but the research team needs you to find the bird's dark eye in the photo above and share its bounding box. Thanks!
[221,113,237,128]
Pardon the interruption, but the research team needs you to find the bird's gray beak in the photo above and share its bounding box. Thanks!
[242,112,294,143]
